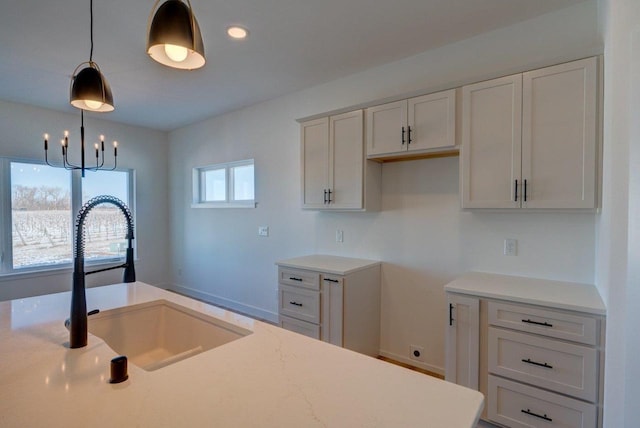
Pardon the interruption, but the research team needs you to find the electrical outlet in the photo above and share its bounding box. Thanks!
[409,345,425,362]
[504,238,517,256]
[258,226,269,237]
[336,229,344,243]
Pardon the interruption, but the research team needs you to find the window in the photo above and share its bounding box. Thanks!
[10,163,72,269]
[192,159,255,208]
[0,159,135,275]
[81,170,131,261]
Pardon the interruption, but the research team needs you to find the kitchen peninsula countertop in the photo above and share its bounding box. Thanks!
[0,282,483,427]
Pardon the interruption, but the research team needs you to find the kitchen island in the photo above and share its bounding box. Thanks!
[0,282,483,427]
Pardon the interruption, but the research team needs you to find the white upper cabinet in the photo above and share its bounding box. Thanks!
[461,57,598,209]
[301,110,380,211]
[301,117,330,209]
[461,75,522,209]
[366,89,457,159]
[521,58,598,209]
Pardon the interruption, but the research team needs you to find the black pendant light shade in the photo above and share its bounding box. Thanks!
[70,62,114,112]
[147,0,205,70]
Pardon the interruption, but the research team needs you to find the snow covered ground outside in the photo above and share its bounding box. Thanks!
[11,209,128,269]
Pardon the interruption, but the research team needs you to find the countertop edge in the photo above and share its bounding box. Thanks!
[444,272,606,316]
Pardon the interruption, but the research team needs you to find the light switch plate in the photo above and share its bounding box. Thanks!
[504,238,517,256]
[336,229,344,243]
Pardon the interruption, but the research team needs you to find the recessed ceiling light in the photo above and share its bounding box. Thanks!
[227,26,248,40]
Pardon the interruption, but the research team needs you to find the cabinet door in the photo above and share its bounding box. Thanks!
[521,57,597,209]
[366,100,407,156]
[329,110,364,209]
[445,293,479,390]
[461,75,522,208]
[321,275,344,347]
[301,117,329,208]
[407,89,456,152]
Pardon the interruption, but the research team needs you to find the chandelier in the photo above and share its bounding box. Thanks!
[43,0,118,178]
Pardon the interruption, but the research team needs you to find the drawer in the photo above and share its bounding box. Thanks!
[278,285,320,324]
[279,267,320,290]
[279,315,320,340]
[488,375,596,428]
[488,301,597,345]
[489,327,597,402]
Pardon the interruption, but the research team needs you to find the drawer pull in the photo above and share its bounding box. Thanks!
[521,409,552,422]
[521,358,553,369]
[323,278,339,283]
[449,303,454,326]
[289,301,303,307]
[521,318,553,327]
[289,277,303,282]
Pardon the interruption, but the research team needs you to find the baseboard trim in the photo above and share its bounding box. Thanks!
[171,284,279,324]
[378,349,445,377]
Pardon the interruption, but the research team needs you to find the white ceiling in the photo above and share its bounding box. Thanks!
[0,0,586,131]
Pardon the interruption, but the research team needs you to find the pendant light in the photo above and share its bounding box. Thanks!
[146,0,206,70]
[70,0,115,112]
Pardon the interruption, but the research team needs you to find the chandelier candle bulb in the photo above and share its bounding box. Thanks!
[44,134,48,151]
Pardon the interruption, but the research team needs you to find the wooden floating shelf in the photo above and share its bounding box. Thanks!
[368,149,460,163]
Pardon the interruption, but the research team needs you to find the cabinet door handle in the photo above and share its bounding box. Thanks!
[323,278,339,283]
[521,409,552,422]
[521,358,553,369]
[449,303,454,326]
[323,189,328,204]
[524,179,528,202]
[401,126,405,145]
[327,189,332,204]
[289,277,303,282]
[514,179,518,202]
[289,301,303,307]
[407,126,412,145]
[521,318,553,328]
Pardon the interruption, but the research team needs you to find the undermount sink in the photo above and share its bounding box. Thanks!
[88,299,252,371]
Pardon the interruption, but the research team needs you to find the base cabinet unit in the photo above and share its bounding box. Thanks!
[366,89,457,160]
[445,293,479,389]
[300,110,381,211]
[276,255,381,357]
[461,56,598,209]
[444,272,606,428]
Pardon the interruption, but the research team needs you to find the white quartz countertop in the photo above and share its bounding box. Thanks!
[276,254,380,275]
[444,272,606,315]
[0,282,483,427]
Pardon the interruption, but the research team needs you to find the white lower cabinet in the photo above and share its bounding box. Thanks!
[445,293,479,389]
[444,273,605,428]
[276,255,381,357]
[488,376,597,428]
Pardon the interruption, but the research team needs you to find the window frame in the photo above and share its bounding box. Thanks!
[0,157,136,277]
[192,159,256,208]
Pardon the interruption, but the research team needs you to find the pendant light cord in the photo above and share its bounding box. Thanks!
[89,0,94,62]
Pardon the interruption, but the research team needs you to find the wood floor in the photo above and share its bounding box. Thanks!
[376,355,444,379]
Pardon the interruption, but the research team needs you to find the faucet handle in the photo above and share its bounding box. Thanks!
[64,309,100,330]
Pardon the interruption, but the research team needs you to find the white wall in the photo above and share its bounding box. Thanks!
[168,1,602,373]
[0,100,171,301]
[597,0,640,426]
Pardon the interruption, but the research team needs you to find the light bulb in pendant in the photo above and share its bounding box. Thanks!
[84,99,104,110]
[164,44,188,62]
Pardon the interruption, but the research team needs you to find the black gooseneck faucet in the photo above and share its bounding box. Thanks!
[69,195,135,349]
